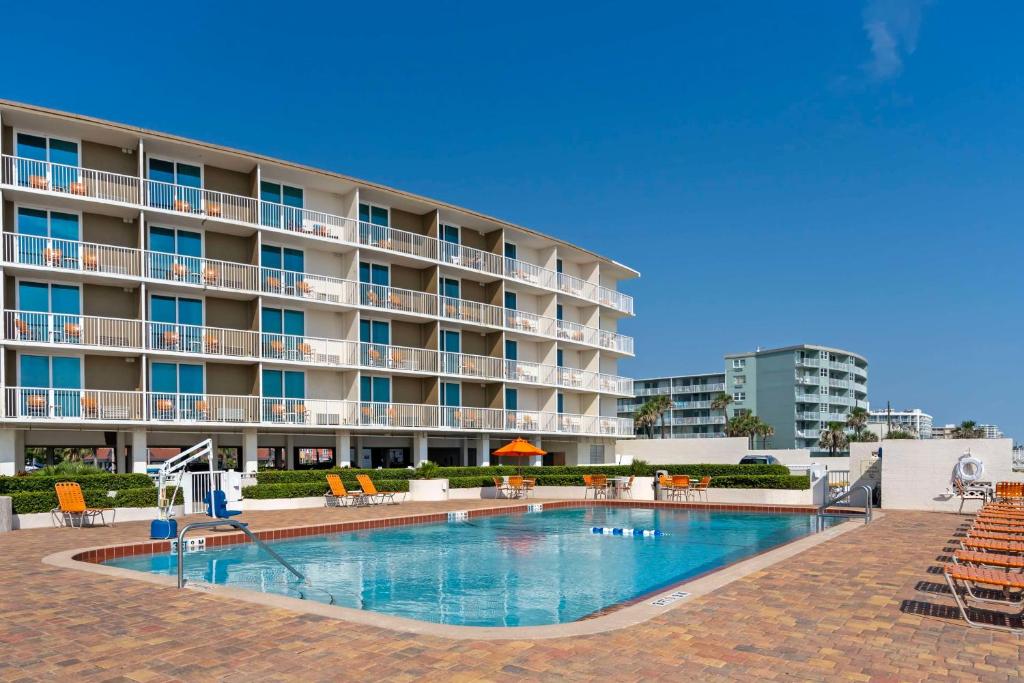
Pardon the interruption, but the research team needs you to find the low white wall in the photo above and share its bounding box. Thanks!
[616,437,849,471]
[13,505,183,530]
[851,438,1018,512]
[239,497,325,511]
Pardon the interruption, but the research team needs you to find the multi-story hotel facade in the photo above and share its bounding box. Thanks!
[617,372,728,438]
[0,100,636,475]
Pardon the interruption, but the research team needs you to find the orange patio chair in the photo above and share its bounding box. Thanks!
[356,474,400,505]
[672,475,692,501]
[53,482,112,528]
[325,473,366,507]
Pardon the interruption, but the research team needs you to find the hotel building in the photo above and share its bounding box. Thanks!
[616,372,728,438]
[867,408,933,439]
[0,100,636,474]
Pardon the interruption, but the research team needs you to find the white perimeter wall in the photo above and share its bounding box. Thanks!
[616,438,849,470]
[851,438,1018,512]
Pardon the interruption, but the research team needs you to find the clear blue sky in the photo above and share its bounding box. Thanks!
[3,1,1021,438]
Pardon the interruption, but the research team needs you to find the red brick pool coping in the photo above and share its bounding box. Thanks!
[46,500,868,640]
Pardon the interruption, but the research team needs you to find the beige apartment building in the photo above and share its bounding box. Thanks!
[0,100,636,474]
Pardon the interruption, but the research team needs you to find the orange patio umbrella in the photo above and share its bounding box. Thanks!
[492,437,547,473]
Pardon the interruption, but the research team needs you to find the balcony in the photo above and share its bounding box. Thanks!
[2,387,634,436]
[672,400,712,409]
[635,386,671,397]
[673,383,726,394]
[1,154,634,315]
[1,235,633,355]
[797,411,848,422]
[671,416,727,426]
[2,311,632,396]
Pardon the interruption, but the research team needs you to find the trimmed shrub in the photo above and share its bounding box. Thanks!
[0,473,153,494]
[708,475,809,490]
[9,487,181,514]
[242,479,410,500]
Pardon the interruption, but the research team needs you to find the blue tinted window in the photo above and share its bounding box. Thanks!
[150,227,176,253]
[442,225,459,244]
[557,393,564,414]
[177,163,202,188]
[359,319,370,343]
[48,138,79,167]
[441,330,459,353]
[262,307,282,334]
[282,185,303,208]
[18,282,50,312]
[371,206,388,226]
[284,371,304,398]
[178,298,202,325]
[372,321,389,344]
[372,376,391,402]
[151,362,178,393]
[16,134,47,161]
[16,207,49,236]
[177,230,201,257]
[504,292,517,310]
[260,181,282,203]
[360,375,371,401]
[49,212,79,241]
[283,248,304,272]
[178,364,203,393]
[505,388,518,411]
[262,369,282,397]
[148,158,175,183]
[20,355,50,387]
[151,296,177,323]
[505,340,517,360]
[556,304,563,321]
[442,382,460,407]
[441,278,460,298]
[358,261,370,283]
[283,310,304,336]
[51,357,80,389]
[261,245,283,269]
[50,285,80,315]
[557,349,564,367]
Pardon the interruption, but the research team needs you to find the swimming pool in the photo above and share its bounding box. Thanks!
[104,507,839,627]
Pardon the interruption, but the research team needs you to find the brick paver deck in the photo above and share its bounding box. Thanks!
[0,503,1019,682]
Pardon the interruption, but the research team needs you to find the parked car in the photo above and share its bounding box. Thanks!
[739,454,781,466]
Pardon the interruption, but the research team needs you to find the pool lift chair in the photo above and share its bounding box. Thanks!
[150,438,217,539]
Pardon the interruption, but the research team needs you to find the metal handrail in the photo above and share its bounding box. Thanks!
[176,519,304,588]
[817,484,873,527]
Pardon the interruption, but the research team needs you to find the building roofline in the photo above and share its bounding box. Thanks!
[0,98,639,279]
[723,344,868,364]
[630,371,726,382]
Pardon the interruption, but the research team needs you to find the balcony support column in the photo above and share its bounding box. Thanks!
[285,434,295,470]
[115,431,127,473]
[242,428,258,474]
[530,436,543,467]
[413,432,428,467]
[335,432,351,468]
[477,434,491,467]
[0,429,19,476]
[131,428,148,475]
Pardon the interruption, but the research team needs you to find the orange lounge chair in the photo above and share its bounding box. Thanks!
[356,474,400,504]
[671,475,692,501]
[492,476,511,498]
[944,564,1024,632]
[325,474,366,507]
[961,537,1024,555]
[954,550,1024,570]
[53,481,112,528]
[968,530,1024,543]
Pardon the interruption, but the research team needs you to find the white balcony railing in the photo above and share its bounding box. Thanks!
[672,383,726,394]
[1,154,634,314]
[1,388,634,435]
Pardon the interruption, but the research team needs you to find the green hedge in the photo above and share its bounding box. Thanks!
[253,463,790,486]
[9,487,182,514]
[241,472,808,500]
[0,473,153,494]
[242,479,410,500]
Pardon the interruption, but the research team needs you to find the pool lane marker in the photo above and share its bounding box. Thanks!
[590,527,664,537]
[447,511,469,522]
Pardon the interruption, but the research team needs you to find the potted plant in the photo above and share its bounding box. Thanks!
[408,460,449,501]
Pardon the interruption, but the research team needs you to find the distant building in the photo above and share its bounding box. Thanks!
[980,424,1005,439]
[933,423,1004,439]
[621,343,869,452]
[868,409,933,439]
[618,372,728,438]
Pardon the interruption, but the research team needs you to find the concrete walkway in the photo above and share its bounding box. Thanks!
[0,502,1019,682]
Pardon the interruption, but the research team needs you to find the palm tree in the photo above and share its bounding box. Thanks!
[725,413,754,444]
[885,429,914,440]
[753,418,775,448]
[846,407,869,439]
[711,392,732,420]
[649,395,672,438]
[634,402,657,438]
[850,428,879,442]
[818,421,849,457]
[953,420,984,439]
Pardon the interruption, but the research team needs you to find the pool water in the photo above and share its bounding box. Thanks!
[105,508,838,626]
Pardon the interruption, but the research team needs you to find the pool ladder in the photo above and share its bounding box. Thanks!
[175,520,335,604]
[816,484,873,531]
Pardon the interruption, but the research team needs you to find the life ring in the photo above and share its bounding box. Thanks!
[955,455,984,483]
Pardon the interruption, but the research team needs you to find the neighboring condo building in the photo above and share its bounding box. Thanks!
[617,372,728,438]
[620,344,868,452]
[932,424,1005,439]
[0,100,637,475]
[868,408,933,439]
[725,345,868,454]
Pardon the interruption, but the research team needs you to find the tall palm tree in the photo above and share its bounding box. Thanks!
[634,402,657,438]
[846,407,869,439]
[953,420,984,439]
[754,418,775,449]
[818,421,849,457]
[710,392,732,420]
[649,395,672,438]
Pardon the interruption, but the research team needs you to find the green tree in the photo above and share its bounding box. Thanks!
[849,428,879,442]
[818,421,849,456]
[711,392,733,419]
[634,402,657,438]
[846,407,869,439]
[952,420,984,439]
[884,429,915,440]
[648,394,673,439]
[753,418,775,449]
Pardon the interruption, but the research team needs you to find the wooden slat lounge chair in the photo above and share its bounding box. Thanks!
[969,530,1024,543]
[325,474,366,507]
[944,564,1024,632]
[356,474,400,504]
[53,482,112,528]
